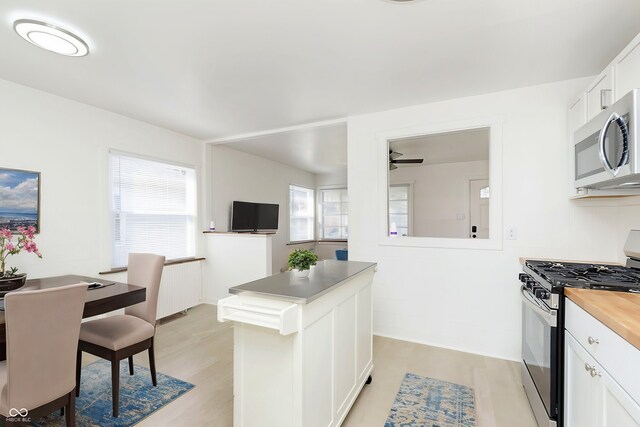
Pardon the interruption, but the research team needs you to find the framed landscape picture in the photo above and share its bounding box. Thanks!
[0,168,40,233]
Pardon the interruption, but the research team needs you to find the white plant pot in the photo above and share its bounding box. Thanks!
[291,268,310,278]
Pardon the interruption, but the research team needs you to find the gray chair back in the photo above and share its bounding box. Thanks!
[125,253,165,325]
[5,283,88,411]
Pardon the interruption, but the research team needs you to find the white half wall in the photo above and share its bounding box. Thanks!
[209,145,316,274]
[0,78,204,279]
[347,77,625,361]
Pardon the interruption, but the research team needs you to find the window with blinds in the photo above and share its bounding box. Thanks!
[389,184,410,237]
[109,152,197,268]
[289,185,315,242]
[318,188,348,240]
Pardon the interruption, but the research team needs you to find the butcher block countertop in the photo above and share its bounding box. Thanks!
[565,288,640,350]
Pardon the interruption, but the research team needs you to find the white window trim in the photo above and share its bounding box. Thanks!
[376,116,503,250]
[317,185,348,241]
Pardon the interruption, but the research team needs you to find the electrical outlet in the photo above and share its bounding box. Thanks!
[506,227,517,240]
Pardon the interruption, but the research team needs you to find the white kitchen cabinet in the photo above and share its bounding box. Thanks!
[586,68,614,120]
[566,30,640,198]
[565,333,640,427]
[568,94,587,134]
[614,33,640,100]
[567,94,587,198]
[565,332,599,427]
[218,262,376,427]
[565,300,640,427]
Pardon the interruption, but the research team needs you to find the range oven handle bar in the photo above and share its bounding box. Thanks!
[520,286,557,328]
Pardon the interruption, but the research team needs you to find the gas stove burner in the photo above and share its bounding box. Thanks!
[525,259,640,292]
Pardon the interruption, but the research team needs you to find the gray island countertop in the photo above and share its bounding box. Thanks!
[228,260,377,304]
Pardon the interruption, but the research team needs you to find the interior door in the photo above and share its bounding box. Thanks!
[469,179,489,239]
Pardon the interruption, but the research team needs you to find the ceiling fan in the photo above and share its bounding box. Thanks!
[389,150,424,170]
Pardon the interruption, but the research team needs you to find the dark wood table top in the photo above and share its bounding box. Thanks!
[0,274,146,323]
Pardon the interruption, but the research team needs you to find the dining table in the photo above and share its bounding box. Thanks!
[0,274,146,360]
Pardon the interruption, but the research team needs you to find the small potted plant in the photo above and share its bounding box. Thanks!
[288,249,319,278]
[0,226,42,294]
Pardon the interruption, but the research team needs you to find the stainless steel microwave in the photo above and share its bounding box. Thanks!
[574,89,640,190]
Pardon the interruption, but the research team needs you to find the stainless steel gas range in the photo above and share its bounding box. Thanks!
[518,230,640,427]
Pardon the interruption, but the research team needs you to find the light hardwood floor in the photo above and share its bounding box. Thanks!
[80,304,537,426]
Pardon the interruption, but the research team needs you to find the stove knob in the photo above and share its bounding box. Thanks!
[526,280,537,290]
[534,288,549,299]
[519,273,529,283]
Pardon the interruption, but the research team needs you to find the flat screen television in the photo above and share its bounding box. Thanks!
[231,201,279,232]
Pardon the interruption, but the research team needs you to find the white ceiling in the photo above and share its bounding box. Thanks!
[0,1,638,141]
[391,127,489,165]
[219,122,347,175]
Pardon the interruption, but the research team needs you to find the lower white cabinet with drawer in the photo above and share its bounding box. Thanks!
[565,300,640,427]
[218,265,376,427]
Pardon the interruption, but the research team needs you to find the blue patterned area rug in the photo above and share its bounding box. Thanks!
[30,360,194,427]
[385,373,477,427]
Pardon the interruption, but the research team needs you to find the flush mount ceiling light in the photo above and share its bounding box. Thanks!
[14,19,89,57]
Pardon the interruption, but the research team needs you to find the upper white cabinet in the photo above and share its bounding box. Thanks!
[567,95,587,198]
[565,300,640,427]
[614,34,640,100]
[567,31,640,198]
[586,68,614,121]
[568,95,587,134]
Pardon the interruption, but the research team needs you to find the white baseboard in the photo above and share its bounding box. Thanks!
[372,332,520,362]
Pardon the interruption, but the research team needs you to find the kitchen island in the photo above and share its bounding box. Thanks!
[217,260,377,427]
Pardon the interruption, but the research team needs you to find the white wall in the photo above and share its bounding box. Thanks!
[315,171,347,188]
[390,160,489,238]
[616,198,640,262]
[347,77,626,361]
[0,78,204,279]
[209,145,316,274]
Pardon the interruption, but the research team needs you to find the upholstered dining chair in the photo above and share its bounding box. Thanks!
[76,253,165,417]
[0,283,88,427]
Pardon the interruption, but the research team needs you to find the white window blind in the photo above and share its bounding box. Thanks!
[319,188,348,240]
[289,185,315,242]
[109,152,196,268]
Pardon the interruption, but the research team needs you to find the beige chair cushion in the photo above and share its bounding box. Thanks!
[0,361,7,416]
[79,315,155,351]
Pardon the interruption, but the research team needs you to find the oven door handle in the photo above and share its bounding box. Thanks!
[520,286,557,328]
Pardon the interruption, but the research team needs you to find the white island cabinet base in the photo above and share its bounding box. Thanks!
[217,261,376,427]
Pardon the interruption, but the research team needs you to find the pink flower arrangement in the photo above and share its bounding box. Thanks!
[0,226,42,278]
